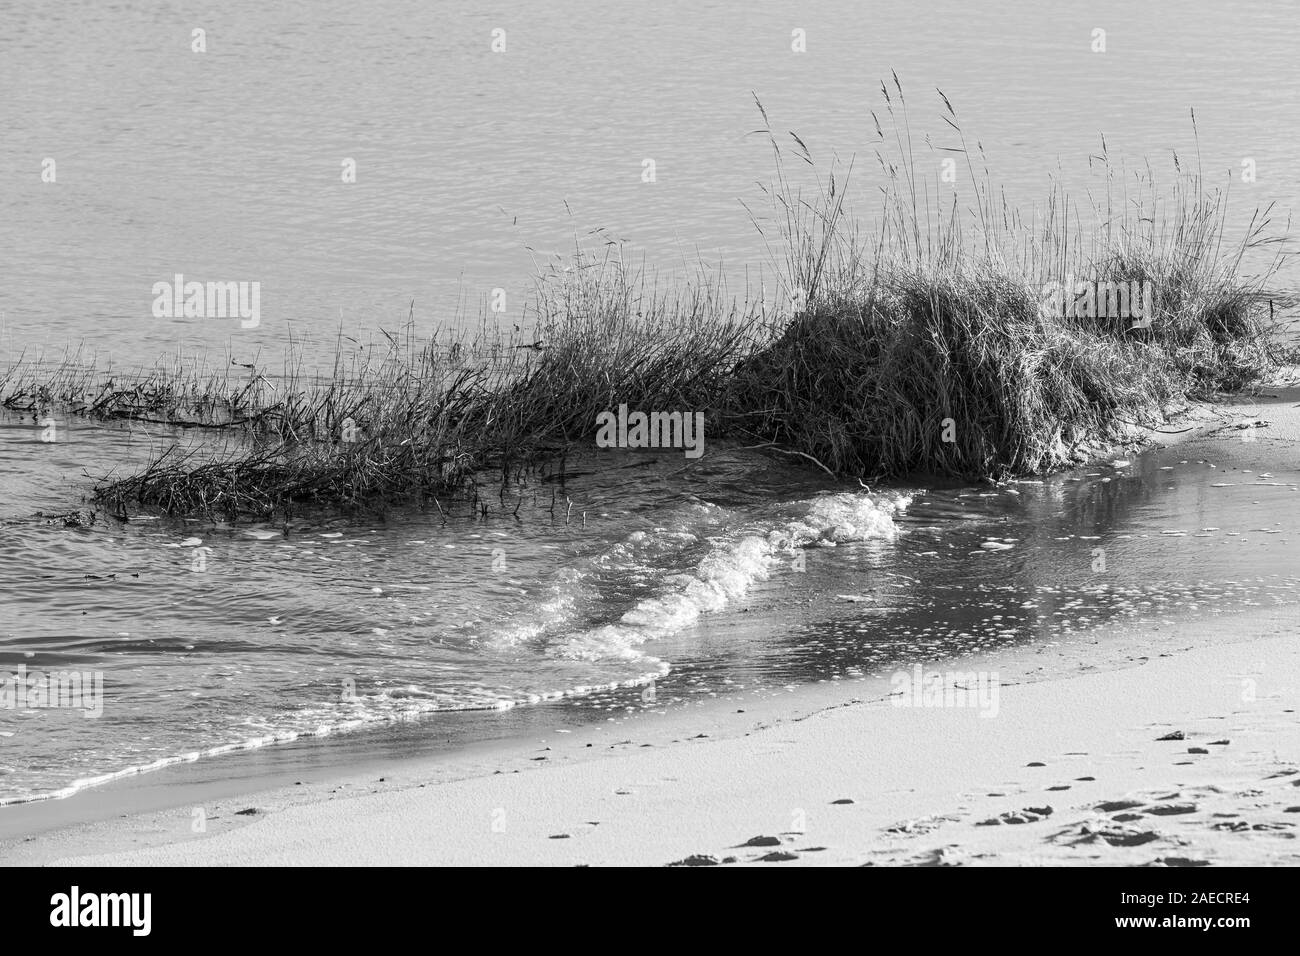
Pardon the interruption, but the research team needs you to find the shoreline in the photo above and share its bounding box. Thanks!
[4,600,1297,866]
[4,389,1298,865]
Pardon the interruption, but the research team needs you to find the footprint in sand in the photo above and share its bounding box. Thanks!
[885,814,960,835]
[1095,800,1145,813]
[907,845,969,867]
[975,806,1053,826]
[1211,821,1251,832]
[1063,823,1162,847]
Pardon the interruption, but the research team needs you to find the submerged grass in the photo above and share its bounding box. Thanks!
[3,81,1293,518]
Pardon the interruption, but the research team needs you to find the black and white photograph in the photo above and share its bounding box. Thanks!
[0,0,1295,924]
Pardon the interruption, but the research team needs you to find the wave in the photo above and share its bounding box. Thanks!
[0,491,908,808]
[548,490,911,662]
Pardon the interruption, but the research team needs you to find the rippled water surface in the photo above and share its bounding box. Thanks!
[2,0,1297,364]
[3,0,1300,801]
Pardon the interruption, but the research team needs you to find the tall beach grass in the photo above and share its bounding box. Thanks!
[3,81,1293,518]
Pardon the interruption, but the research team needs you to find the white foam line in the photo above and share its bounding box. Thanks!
[0,662,669,808]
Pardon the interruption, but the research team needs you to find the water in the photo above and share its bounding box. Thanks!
[3,1,1300,802]
[1,0,1296,364]
[3,415,1298,802]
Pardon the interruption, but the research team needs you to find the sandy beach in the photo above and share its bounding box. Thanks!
[2,605,1294,867]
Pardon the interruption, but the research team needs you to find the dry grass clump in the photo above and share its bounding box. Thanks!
[729,81,1290,479]
[4,80,1290,516]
